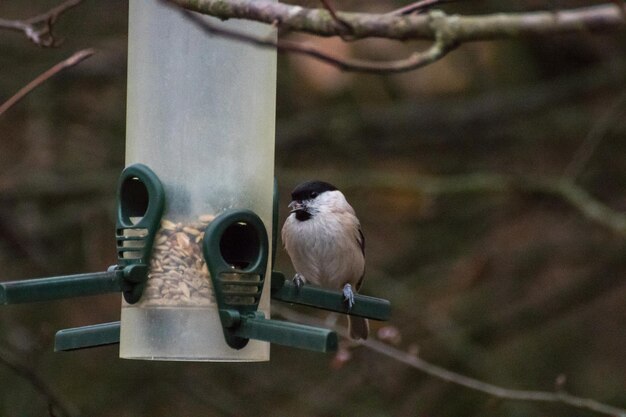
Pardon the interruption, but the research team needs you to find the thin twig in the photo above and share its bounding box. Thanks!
[0,0,83,47]
[177,7,456,73]
[0,48,94,116]
[273,305,626,417]
[562,90,626,179]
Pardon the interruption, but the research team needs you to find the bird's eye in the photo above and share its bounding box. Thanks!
[310,191,318,198]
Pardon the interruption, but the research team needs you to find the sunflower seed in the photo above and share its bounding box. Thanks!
[133,215,217,307]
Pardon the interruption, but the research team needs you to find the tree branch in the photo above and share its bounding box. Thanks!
[389,0,462,16]
[168,1,624,73]
[0,49,94,116]
[169,0,626,42]
[177,5,457,73]
[318,0,353,37]
[562,91,626,179]
[0,0,83,47]
[273,305,626,417]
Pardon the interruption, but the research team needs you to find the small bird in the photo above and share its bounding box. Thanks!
[281,180,369,340]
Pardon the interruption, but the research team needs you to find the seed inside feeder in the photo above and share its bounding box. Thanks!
[134,214,217,307]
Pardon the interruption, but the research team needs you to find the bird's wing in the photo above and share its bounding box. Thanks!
[357,227,365,256]
[356,227,365,290]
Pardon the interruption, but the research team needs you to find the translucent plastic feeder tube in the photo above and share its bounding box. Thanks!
[121,0,276,361]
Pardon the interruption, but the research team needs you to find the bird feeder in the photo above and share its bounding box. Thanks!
[120,0,279,360]
[0,0,391,363]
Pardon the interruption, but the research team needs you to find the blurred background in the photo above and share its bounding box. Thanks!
[1,0,626,416]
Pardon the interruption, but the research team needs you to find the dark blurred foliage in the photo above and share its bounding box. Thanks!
[1,1,626,416]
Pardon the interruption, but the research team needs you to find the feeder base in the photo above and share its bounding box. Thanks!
[119,305,270,361]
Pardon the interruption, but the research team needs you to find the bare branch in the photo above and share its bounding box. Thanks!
[0,49,95,116]
[169,0,626,42]
[318,0,353,37]
[273,305,626,417]
[562,91,626,179]
[178,7,456,73]
[0,0,83,47]
[610,0,626,19]
[389,0,461,16]
[166,0,625,73]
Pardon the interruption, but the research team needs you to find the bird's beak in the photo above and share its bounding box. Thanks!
[288,200,304,213]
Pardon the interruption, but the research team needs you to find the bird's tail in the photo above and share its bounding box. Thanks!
[348,316,369,340]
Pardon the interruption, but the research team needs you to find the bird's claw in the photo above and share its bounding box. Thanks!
[293,273,305,291]
[343,283,355,310]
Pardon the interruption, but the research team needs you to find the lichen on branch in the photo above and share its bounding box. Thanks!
[170,0,626,41]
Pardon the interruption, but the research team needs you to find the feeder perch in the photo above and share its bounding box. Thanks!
[270,273,391,321]
[55,322,121,352]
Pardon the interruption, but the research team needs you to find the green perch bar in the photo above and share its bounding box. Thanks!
[0,269,123,305]
[270,272,391,321]
[30,269,389,352]
[55,322,121,352]
[220,310,338,353]
[55,313,337,353]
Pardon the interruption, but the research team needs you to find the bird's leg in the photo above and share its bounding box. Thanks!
[292,273,305,291]
[342,283,355,310]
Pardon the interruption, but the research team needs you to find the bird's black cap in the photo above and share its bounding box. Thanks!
[291,180,337,201]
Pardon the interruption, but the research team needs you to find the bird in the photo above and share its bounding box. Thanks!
[281,180,369,340]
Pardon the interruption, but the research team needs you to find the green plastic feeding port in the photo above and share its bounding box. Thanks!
[270,272,391,321]
[203,210,338,353]
[115,163,166,303]
[0,163,164,307]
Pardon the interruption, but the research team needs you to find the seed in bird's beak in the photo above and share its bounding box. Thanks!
[288,201,304,212]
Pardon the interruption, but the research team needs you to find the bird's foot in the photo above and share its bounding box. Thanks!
[343,283,355,310]
[292,273,305,291]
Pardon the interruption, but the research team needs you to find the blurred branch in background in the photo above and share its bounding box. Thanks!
[277,57,626,149]
[0,169,117,274]
[282,170,626,235]
[562,91,626,180]
[0,344,79,417]
[274,305,626,417]
[0,169,116,201]
[5,166,624,236]
[0,0,83,47]
[168,0,625,73]
[0,49,94,116]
